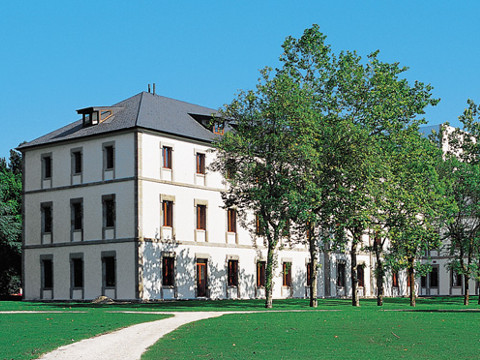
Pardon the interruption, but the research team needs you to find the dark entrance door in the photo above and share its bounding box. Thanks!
[197,259,208,297]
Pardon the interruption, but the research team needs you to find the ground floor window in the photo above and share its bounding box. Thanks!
[306,263,312,286]
[162,257,175,286]
[337,262,346,287]
[392,272,399,288]
[451,270,462,287]
[283,262,292,287]
[430,266,439,288]
[71,258,84,288]
[357,266,364,287]
[257,261,266,287]
[42,259,53,289]
[102,255,116,288]
[228,260,238,286]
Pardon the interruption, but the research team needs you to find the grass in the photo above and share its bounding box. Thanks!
[139,296,480,360]
[0,305,171,360]
[2,297,480,359]
[142,309,480,359]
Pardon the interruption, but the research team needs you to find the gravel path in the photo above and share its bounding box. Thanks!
[38,311,226,360]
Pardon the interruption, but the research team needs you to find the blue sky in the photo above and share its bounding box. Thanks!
[1,1,479,160]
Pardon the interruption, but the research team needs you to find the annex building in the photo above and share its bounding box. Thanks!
[19,92,475,301]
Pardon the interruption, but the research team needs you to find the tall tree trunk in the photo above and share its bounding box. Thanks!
[351,240,359,307]
[459,246,468,306]
[308,223,318,307]
[408,257,415,307]
[464,250,472,306]
[265,241,276,309]
[374,240,384,306]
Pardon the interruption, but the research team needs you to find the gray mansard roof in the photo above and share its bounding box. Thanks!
[19,92,220,150]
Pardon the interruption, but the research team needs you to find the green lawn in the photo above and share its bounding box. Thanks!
[142,309,480,360]
[0,306,171,360]
[2,297,480,359]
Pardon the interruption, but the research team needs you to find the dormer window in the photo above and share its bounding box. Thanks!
[213,122,224,135]
[77,106,120,127]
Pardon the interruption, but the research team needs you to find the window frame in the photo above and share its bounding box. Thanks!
[337,262,346,287]
[451,269,463,288]
[227,209,237,233]
[41,256,53,290]
[283,262,292,287]
[162,146,173,169]
[227,259,239,287]
[357,265,365,288]
[41,202,53,234]
[71,149,83,175]
[196,152,206,174]
[70,254,84,289]
[306,262,312,286]
[392,271,399,288]
[42,153,52,180]
[70,198,83,232]
[103,143,115,171]
[162,200,173,227]
[257,261,266,287]
[162,256,175,286]
[103,194,116,229]
[102,253,116,289]
[196,204,206,230]
[430,266,439,288]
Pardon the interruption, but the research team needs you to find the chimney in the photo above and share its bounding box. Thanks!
[148,84,151,93]
[153,83,156,95]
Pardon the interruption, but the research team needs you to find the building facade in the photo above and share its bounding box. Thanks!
[21,92,474,301]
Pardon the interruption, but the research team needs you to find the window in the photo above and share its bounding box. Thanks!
[452,270,462,287]
[337,262,346,287]
[197,205,206,230]
[255,215,264,235]
[162,146,172,169]
[41,203,52,234]
[227,209,236,233]
[104,145,114,170]
[430,266,439,288]
[41,258,53,289]
[357,266,365,287]
[102,256,116,288]
[421,275,427,288]
[257,261,266,287]
[196,153,205,174]
[42,155,52,179]
[283,262,292,287]
[100,110,112,121]
[71,258,84,288]
[71,199,83,231]
[162,257,175,286]
[213,122,224,135]
[103,195,115,228]
[306,263,312,286]
[225,159,235,179]
[163,200,173,227]
[392,272,399,288]
[228,260,238,286]
[72,150,82,175]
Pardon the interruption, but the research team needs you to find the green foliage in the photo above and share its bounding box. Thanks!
[0,149,23,295]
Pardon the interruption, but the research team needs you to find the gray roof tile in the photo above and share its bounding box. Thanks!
[19,92,220,150]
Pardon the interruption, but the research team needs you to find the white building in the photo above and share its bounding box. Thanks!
[21,91,469,302]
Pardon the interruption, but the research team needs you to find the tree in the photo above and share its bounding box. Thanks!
[440,100,480,305]
[211,70,317,308]
[0,149,22,296]
[385,129,444,307]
